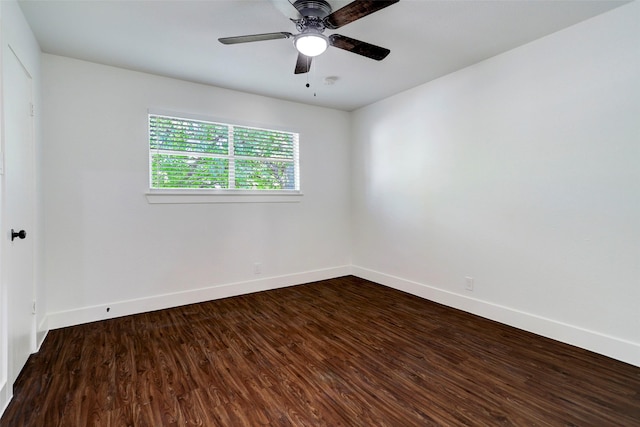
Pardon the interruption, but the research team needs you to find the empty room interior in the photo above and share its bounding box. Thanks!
[1,0,639,425]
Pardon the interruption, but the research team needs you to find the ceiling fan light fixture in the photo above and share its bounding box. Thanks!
[294,33,328,57]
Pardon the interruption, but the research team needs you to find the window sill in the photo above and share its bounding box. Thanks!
[145,190,303,204]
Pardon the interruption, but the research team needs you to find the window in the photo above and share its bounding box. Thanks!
[149,113,299,192]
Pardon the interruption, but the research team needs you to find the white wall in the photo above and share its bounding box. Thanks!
[0,0,44,412]
[42,55,351,327]
[351,2,640,366]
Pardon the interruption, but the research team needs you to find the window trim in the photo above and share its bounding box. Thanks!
[145,189,303,204]
[146,109,302,203]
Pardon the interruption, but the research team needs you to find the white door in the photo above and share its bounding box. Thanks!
[3,46,36,386]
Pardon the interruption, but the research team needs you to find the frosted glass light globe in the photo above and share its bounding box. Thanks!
[295,34,328,57]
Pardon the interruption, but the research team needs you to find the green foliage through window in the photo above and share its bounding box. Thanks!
[149,114,299,190]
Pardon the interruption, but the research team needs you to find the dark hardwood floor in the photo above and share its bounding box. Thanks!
[2,276,639,426]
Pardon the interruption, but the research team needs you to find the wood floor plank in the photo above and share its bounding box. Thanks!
[2,276,639,426]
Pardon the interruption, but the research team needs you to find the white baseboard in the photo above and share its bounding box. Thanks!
[41,264,640,367]
[36,316,48,352]
[352,266,640,368]
[46,266,351,330]
[0,379,11,420]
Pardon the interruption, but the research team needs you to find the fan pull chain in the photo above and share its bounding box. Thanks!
[303,56,316,97]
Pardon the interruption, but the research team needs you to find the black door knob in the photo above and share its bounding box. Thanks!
[11,229,26,241]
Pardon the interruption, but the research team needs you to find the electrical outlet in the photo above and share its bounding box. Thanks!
[465,276,474,291]
[254,262,262,275]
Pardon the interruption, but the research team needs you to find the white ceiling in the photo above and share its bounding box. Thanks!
[19,0,628,111]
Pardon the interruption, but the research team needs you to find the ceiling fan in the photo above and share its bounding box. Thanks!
[218,0,399,74]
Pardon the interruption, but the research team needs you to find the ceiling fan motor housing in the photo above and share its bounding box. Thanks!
[293,0,332,18]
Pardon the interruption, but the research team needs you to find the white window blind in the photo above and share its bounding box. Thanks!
[149,113,299,191]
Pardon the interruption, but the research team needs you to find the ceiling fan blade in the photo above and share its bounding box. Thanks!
[324,0,399,30]
[294,53,312,74]
[329,34,390,61]
[268,0,302,19]
[219,32,293,45]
